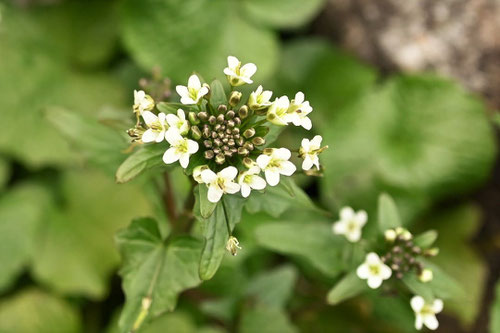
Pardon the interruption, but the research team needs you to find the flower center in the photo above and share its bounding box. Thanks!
[369,264,381,275]
[175,140,188,154]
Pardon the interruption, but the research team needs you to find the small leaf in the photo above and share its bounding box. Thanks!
[326,271,368,305]
[423,261,464,300]
[156,102,185,114]
[116,144,168,183]
[195,185,218,219]
[413,230,438,248]
[199,195,245,280]
[255,222,344,277]
[377,193,402,233]
[116,218,202,333]
[245,265,297,308]
[402,274,434,302]
[239,306,297,333]
[209,80,227,110]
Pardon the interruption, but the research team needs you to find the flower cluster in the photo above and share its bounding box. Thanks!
[128,56,328,203]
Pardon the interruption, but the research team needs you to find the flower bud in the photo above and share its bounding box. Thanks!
[254,108,268,116]
[227,120,235,128]
[243,142,254,151]
[233,117,242,126]
[193,165,209,183]
[236,137,245,146]
[198,111,208,122]
[424,247,439,257]
[226,236,241,256]
[208,115,216,125]
[243,128,255,138]
[204,150,214,160]
[238,147,249,156]
[188,112,200,125]
[215,153,226,165]
[202,83,211,99]
[191,126,202,140]
[216,114,225,124]
[252,137,265,146]
[418,268,433,283]
[243,157,255,168]
[385,229,397,242]
[203,140,212,148]
[202,126,211,138]
[217,104,227,113]
[226,110,235,119]
[238,105,249,119]
[263,148,274,155]
[229,91,242,107]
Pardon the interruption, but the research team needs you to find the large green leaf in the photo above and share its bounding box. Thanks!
[0,288,81,333]
[31,169,152,299]
[120,0,278,83]
[0,184,52,292]
[198,195,245,280]
[377,193,402,232]
[116,218,202,333]
[255,222,344,277]
[116,144,169,183]
[242,0,326,29]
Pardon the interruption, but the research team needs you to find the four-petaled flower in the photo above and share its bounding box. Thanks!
[224,56,257,87]
[256,148,296,186]
[300,135,324,171]
[201,166,241,203]
[332,206,367,242]
[248,85,273,111]
[141,111,168,143]
[176,74,209,105]
[411,296,443,331]
[287,92,313,130]
[238,166,266,198]
[162,129,199,168]
[133,90,154,115]
[356,252,392,289]
[266,96,293,126]
[166,109,190,135]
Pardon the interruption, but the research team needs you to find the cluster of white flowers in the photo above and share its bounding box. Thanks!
[129,56,328,204]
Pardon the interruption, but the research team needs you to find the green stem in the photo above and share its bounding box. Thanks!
[221,199,232,236]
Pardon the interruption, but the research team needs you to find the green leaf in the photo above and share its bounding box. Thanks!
[199,195,245,280]
[116,218,202,333]
[326,271,368,305]
[0,184,52,292]
[31,170,153,298]
[246,178,324,218]
[156,102,188,114]
[209,80,227,110]
[0,288,81,333]
[255,222,344,277]
[401,274,434,302]
[0,158,10,192]
[116,144,169,183]
[47,107,128,175]
[239,306,297,333]
[413,230,438,248]
[242,0,326,29]
[377,193,402,232]
[195,185,218,219]
[491,281,500,333]
[120,0,278,83]
[245,265,297,308]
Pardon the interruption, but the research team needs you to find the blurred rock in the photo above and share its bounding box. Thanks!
[315,0,500,109]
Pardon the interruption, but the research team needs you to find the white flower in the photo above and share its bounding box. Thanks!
[201,166,241,203]
[133,90,154,115]
[223,56,257,87]
[384,229,397,242]
[176,74,209,105]
[300,135,323,171]
[248,85,273,110]
[287,92,313,130]
[238,166,266,198]
[419,269,433,283]
[166,109,190,135]
[162,129,199,168]
[141,111,168,143]
[266,96,293,126]
[256,148,296,186]
[356,252,392,289]
[411,296,443,330]
[332,207,367,242]
[193,165,209,184]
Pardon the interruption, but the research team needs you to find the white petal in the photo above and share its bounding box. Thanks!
[340,207,355,221]
[301,138,311,152]
[187,140,199,154]
[241,184,251,198]
[180,96,196,105]
[356,264,369,279]
[142,111,158,126]
[346,229,361,242]
[302,157,314,171]
[224,181,240,194]
[255,85,263,94]
[380,264,392,279]
[207,185,223,203]
[333,221,346,235]
[423,314,439,330]
[256,154,271,169]
[356,210,368,226]
[294,91,305,104]
[240,63,257,78]
[179,153,190,168]
[165,128,183,145]
[275,148,291,160]
[262,90,273,101]
[166,113,179,127]
[223,68,235,76]
[198,86,209,97]
[279,161,296,176]
[227,56,239,69]
[366,252,380,265]
[310,135,322,147]
[432,299,443,313]
[176,85,189,98]
[411,296,425,312]
[188,74,201,89]
[155,130,165,143]
[220,166,238,180]
[265,169,280,186]
[367,276,383,289]
[300,117,312,130]
[250,176,266,190]
[162,148,179,165]
[201,169,217,184]
[415,314,423,330]
[142,129,157,143]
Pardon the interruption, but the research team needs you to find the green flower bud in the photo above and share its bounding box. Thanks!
[188,112,200,125]
[198,112,208,122]
[226,110,235,119]
[216,114,225,124]
[243,157,255,168]
[252,137,265,146]
[217,104,227,113]
[208,115,216,125]
[243,128,255,138]
[229,91,242,107]
[238,147,249,156]
[191,125,202,140]
[238,105,249,119]
[204,150,214,159]
[243,141,254,151]
[215,153,226,165]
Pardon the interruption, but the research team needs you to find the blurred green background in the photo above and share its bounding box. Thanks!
[0,0,499,332]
